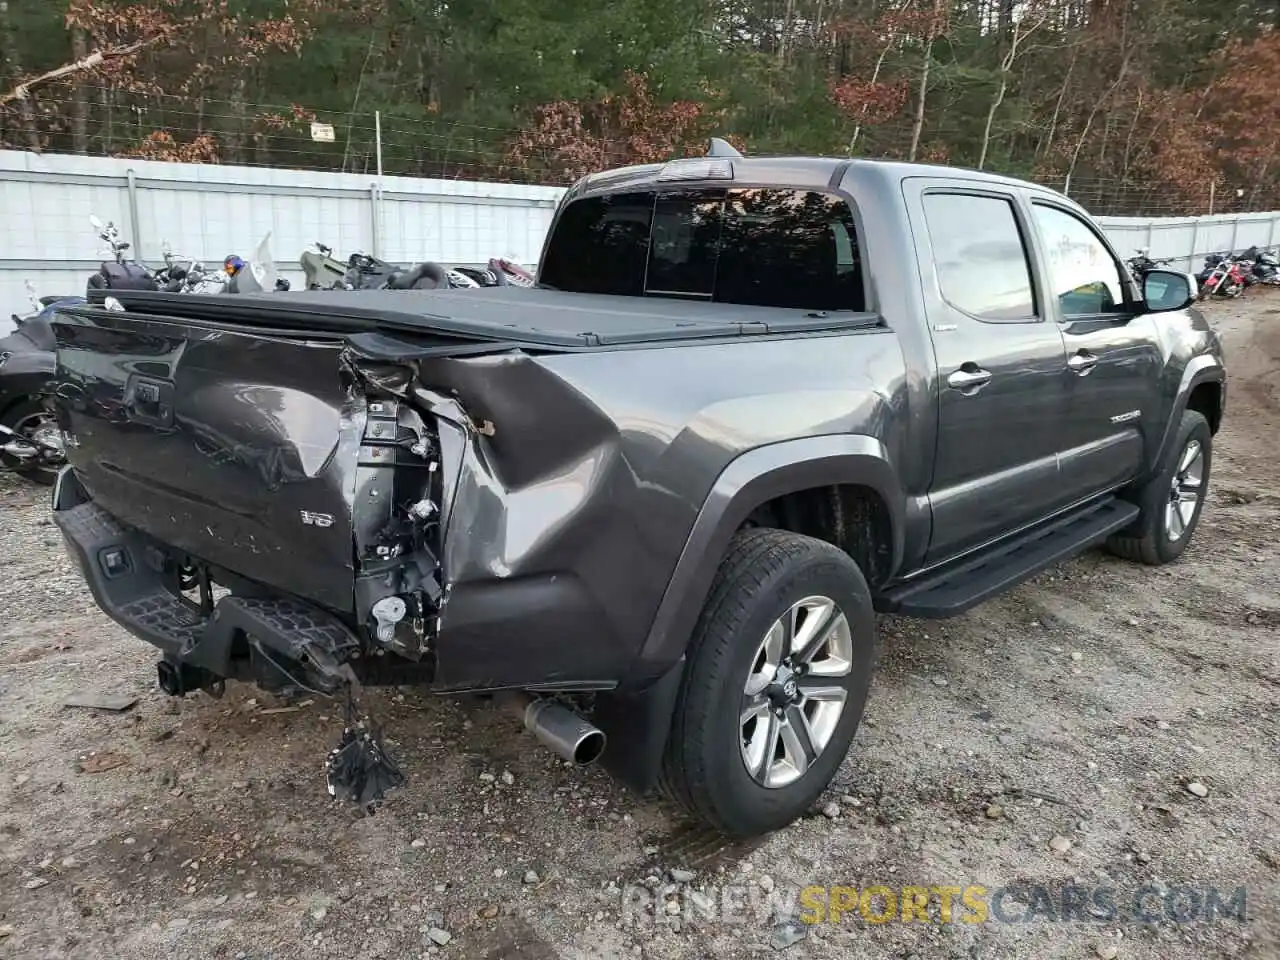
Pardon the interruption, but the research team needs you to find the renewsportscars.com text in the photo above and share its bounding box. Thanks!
[616,882,1247,927]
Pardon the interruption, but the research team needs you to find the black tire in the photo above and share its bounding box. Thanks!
[0,398,60,485]
[1106,409,1212,565]
[659,528,876,837]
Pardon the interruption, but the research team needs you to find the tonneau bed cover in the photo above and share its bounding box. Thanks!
[79,286,882,348]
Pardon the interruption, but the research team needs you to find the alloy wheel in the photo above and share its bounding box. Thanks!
[1165,439,1204,542]
[739,595,854,789]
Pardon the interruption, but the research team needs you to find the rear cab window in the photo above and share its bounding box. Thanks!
[539,187,866,313]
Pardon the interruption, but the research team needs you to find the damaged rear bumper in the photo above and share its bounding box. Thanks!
[51,467,365,696]
[53,466,411,808]
[51,463,685,796]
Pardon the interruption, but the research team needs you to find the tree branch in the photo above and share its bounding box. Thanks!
[1,36,163,106]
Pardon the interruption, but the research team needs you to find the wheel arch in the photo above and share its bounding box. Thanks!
[1185,379,1223,435]
[635,434,904,680]
[1149,357,1224,480]
[0,347,57,424]
[0,379,54,423]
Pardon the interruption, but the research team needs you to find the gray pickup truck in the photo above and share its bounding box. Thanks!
[47,145,1225,837]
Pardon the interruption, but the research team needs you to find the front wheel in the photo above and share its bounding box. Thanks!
[660,528,876,837]
[1106,409,1211,565]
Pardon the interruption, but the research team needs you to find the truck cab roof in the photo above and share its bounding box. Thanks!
[571,155,1065,203]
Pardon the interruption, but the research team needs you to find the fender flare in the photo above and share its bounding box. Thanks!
[1,350,55,379]
[1150,356,1225,476]
[0,364,56,420]
[632,433,905,680]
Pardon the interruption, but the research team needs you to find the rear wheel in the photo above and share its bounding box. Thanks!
[1106,409,1211,565]
[660,528,876,837]
[0,398,63,485]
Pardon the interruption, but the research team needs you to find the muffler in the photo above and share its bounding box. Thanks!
[503,693,606,766]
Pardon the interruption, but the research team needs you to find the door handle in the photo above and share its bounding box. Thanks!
[1067,351,1098,374]
[947,366,993,391]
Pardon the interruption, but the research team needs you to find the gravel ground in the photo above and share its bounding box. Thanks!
[1,295,1277,960]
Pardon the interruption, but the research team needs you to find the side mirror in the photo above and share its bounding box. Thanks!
[1142,269,1195,312]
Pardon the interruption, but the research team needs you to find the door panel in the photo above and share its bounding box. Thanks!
[1027,202,1164,502]
[903,181,1070,564]
[927,317,1069,561]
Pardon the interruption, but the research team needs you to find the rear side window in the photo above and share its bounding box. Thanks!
[717,190,861,310]
[539,191,654,296]
[539,188,865,312]
[922,192,1037,322]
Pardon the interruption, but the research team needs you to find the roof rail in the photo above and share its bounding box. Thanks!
[707,137,743,159]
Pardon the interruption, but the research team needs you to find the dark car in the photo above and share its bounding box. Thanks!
[46,148,1225,836]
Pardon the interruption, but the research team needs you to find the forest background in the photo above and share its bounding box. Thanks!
[2,0,1278,216]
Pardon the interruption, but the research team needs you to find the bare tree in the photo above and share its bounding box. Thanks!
[908,0,946,162]
[978,8,1049,169]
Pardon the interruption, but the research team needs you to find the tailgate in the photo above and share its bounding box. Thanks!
[52,308,360,612]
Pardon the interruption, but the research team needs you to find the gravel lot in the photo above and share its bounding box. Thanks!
[1,295,1277,960]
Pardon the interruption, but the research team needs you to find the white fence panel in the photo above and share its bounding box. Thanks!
[4,149,1279,319]
[1096,212,1280,272]
[0,150,563,314]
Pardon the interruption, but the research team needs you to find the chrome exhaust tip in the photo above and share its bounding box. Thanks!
[505,694,606,766]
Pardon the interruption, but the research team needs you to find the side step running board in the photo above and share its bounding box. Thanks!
[877,497,1139,618]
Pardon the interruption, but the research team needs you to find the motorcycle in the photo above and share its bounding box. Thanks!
[84,215,157,296]
[303,242,511,291]
[391,260,478,290]
[1126,248,1174,283]
[453,257,536,288]
[300,242,349,290]
[1196,252,1247,299]
[2,233,287,486]
[343,251,477,291]
[1251,248,1280,285]
[153,243,229,294]
[1235,246,1280,287]
[82,218,289,300]
[224,233,290,294]
[0,283,85,483]
[300,246,408,290]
